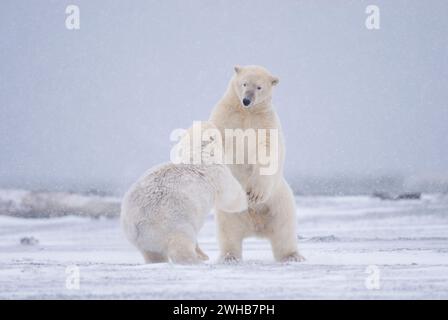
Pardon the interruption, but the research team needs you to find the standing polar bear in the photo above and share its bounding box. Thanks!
[209,65,305,263]
[121,122,248,264]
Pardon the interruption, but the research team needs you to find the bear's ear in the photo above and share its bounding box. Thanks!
[234,65,243,74]
[271,76,279,86]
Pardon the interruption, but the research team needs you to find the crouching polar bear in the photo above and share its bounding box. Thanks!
[209,65,305,263]
[121,122,247,264]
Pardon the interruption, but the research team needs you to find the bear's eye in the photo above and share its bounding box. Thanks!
[257,86,262,90]
[243,83,247,87]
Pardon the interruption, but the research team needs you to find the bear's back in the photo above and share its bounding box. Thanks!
[122,163,216,219]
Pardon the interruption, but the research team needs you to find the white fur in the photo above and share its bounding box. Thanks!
[121,162,247,264]
[210,65,305,263]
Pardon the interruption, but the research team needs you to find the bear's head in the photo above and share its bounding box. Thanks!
[232,65,279,109]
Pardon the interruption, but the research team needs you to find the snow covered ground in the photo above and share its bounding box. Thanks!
[1,192,448,299]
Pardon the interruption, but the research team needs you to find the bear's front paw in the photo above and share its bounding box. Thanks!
[246,178,273,206]
[281,252,306,263]
[247,190,264,206]
[246,186,270,206]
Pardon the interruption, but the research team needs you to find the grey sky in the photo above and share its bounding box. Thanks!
[1,0,447,194]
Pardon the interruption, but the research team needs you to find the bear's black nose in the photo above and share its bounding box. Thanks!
[243,98,251,106]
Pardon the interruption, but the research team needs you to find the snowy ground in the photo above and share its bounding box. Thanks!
[1,193,448,299]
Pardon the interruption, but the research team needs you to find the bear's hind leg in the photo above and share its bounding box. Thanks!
[167,233,201,264]
[267,181,305,262]
[141,251,168,264]
[269,220,305,262]
[216,211,245,263]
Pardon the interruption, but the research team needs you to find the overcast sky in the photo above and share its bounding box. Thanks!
[1,0,447,194]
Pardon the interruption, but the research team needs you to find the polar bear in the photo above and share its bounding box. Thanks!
[121,123,248,264]
[209,65,305,263]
